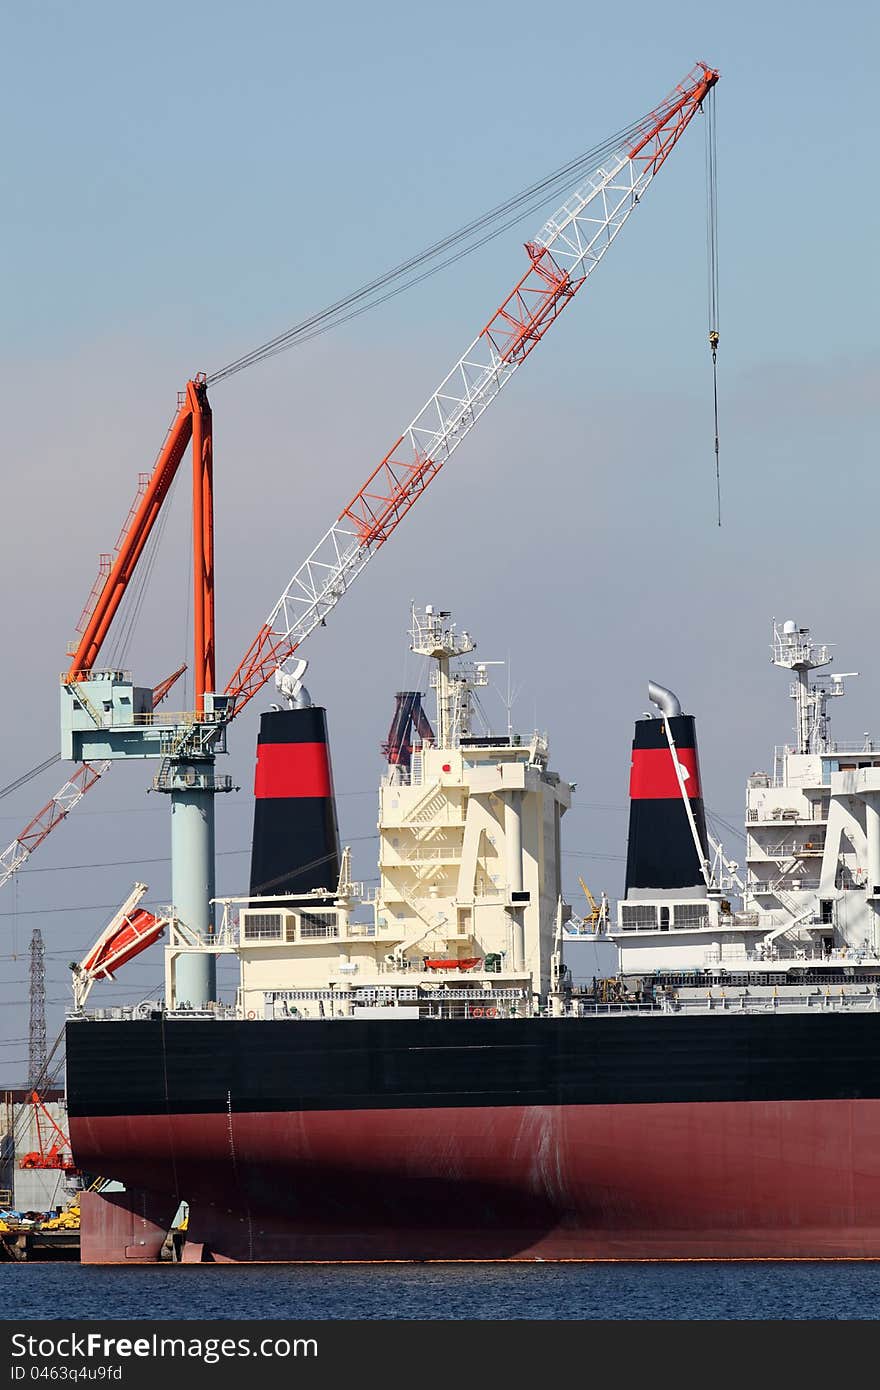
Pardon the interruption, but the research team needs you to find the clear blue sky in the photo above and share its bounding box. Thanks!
[1,0,877,1073]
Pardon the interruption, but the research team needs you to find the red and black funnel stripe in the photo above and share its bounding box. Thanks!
[249,707,340,901]
[624,714,709,894]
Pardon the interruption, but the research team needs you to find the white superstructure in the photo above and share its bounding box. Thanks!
[610,619,880,993]
[745,619,880,957]
[171,605,573,1021]
[79,611,880,1024]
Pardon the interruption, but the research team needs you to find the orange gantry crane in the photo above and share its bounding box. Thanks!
[0,60,719,891]
[19,1092,77,1174]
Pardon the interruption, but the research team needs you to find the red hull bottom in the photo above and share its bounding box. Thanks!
[71,1099,880,1263]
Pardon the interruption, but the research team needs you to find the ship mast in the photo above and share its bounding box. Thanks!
[409,605,484,749]
[771,619,855,755]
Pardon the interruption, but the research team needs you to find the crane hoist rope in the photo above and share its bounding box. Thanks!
[705,83,721,526]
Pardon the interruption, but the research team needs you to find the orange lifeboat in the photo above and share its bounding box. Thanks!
[424,957,482,971]
[81,908,165,979]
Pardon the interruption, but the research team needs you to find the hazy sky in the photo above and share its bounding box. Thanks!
[1,0,877,1076]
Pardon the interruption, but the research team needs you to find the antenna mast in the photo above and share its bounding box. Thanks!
[771,620,856,755]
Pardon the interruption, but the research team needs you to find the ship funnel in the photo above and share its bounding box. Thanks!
[648,682,682,718]
[624,687,709,898]
[249,705,341,902]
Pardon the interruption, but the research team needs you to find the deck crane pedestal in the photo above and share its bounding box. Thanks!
[56,62,718,1009]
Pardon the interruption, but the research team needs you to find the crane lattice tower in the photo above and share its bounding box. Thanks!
[28,927,47,1087]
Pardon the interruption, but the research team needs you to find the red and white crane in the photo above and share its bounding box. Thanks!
[1,60,718,891]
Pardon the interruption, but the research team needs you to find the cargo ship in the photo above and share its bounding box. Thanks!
[66,609,880,1262]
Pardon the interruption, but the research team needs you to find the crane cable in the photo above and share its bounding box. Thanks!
[204,111,664,387]
[106,468,182,671]
[705,85,721,526]
[0,755,62,803]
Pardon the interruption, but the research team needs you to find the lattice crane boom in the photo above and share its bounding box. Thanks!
[0,760,110,890]
[225,62,718,716]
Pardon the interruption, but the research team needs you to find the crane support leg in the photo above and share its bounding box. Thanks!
[170,778,216,1008]
[188,379,215,711]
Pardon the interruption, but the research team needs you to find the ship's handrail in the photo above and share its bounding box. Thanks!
[752,836,826,858]
[70,1002,241,1021]
[746,946,878,964]
[573,992,880,1018]
[760,740,880,787]
[776,740,880,757]
[71,991,880,1023]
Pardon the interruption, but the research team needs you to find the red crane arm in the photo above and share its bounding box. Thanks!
[66,396,193,680]
[65,377,215,710]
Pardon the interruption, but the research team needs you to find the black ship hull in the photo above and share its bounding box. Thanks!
[66,1013,880,1262]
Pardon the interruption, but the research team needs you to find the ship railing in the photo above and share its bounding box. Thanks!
[401,844,462,862]
[384,766,413,787]
[420,1001,530,1019]
[694,992,880,1014]
[776,740,879,756]
[573,1002,667,1017]
[164,1003,241,1020]
[736,905,825,926]
[383,758,427,788]
[708,940,880,964]
[746,945,877,964]
[755,836,826,858]
[770,740,880,777]
[74,1000,240,1021]
[416,987,525,1001]
[573,992,880,1018]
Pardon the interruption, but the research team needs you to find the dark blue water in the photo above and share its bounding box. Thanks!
[3,1263,880,1320]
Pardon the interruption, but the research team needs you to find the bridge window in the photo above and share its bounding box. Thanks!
[242,912,283,940]
[619,904,658,930]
